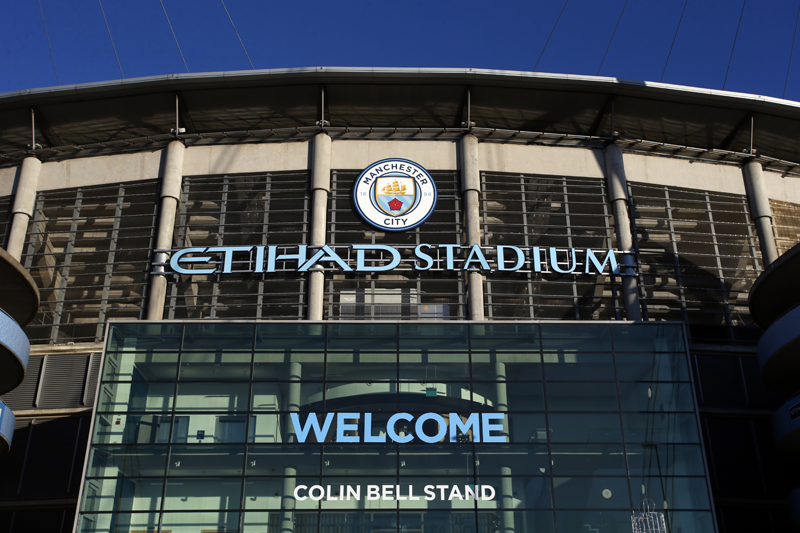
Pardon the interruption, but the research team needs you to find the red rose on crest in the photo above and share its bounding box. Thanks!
[388,198,403,211]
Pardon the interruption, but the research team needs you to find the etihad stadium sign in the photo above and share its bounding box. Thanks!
[165,244,622,275]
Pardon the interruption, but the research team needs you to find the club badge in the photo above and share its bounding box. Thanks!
[353,158,437,232]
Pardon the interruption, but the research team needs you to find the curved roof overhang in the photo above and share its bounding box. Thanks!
[2,67,800,172]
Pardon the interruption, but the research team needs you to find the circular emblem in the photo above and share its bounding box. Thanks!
[353,158,437,232]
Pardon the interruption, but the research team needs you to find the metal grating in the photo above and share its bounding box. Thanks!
[325,170,466,320]
[481,172,622,320]
[165,172,309,319]
[770,198,800,257]
[0,194,14,249]
[21,181,159,344]
[629,183,762,345]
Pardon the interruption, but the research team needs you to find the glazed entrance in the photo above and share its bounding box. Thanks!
[75,321,713,533]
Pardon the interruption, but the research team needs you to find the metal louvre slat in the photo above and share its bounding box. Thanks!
[166,171,309,320]
[481,171,621,320]
[629,182,761,344]
[21,180,159,344]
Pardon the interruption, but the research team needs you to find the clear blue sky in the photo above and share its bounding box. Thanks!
[2,0,800,100]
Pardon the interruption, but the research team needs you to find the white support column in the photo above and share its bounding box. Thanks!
[461,134,485,321]
[308,133,331,320]
[743,160,779,266]
[146,141,185,320]
[6,157,42,261]
[604,144,642,321]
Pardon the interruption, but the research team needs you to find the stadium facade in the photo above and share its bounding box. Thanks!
[0,67,798,533]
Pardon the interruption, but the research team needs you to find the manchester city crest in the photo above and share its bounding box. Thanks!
[353,158,437,232]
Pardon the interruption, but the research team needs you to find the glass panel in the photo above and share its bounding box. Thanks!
[170,414,248,443]
[543,352,616,381]
[398,382,472,413]
[96,382,174,412]
[184,322,254,350]
[553,477,631,509]
[317,511,396,531]
[666,511,715,533]
[253,352,325,381]
[472,352,542,381]
[247,445,322,475]
[631,477,711,510]
[618,382,695,412]
[86,445,168,477]
[625,444,706,476]
[399,444,473,475]
[243,511,318,533]
[167,445,245,476]
[506,413,547,443]
[504,382,545,411]
[102,351,178,381]
[93,414,171,444]
[400,352,470,381]
[81,477,163,512]
[548,414,623,443]
[179,352,251,380]
[175,382,250,411]
[469,323,540,351]
[107,323,182,352]
[249,413,282,443]
[550,445,627,475]
[256,322,326,350]
[612,323,685,352]
[77,512,159,533]
[541,324,612,351]
[164,477,243,510]
[400,323,468,351]
[327,351,397,381]
[556,510,633,532]
[252,382,324,411]
[327,323,397,351]
[614,352,690,382]
[474,444,549,476]
[477,510,555,533]
[160,511,241,532]
[476,476,553,509]
[401,511,478,531]
[546,383,619,411]
[323,445,398,476]
[622,413,700,443]
[245,477,322,510]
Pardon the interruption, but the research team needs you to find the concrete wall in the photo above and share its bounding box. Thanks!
[479,143,606,179]
[330,140,458,170]
[5,142,800,203]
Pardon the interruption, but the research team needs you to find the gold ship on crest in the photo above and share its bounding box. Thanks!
[380,180,408,195]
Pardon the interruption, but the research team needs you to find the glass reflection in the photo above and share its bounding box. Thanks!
[102,351,178,381]
[175,382,250,411]
[93,414,171,444]
[548,414,623,443]
[167,445,245,476]
[96,382,174,412]
[543,352,616,381]
[81,477,163,512]
[625,444,706,476]
[546,383,618,411]
[550,445,627,476]
[615,352,690,382]
[179,351,251,380]
[87,445,168,478]
[553,477,631,509]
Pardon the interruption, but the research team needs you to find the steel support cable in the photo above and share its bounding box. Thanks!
[98,0,124,79]
[159,0,189,73]
[37,0,59,85]
[661,0,689,82]
[784,2,800,98]
[220,0,254,70]
[723,0,747,90]
[597,0,630,76]
[533,0,569,72]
